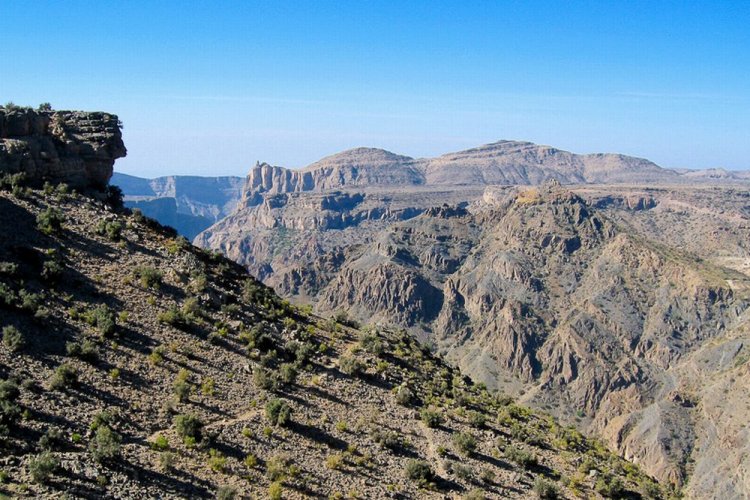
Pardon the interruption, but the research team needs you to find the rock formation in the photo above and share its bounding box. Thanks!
[0,107,126,188]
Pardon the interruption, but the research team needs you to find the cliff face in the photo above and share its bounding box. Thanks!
[0,108,126,188]
[112,173,244,239]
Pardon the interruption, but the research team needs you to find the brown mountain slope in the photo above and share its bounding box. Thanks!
[199,179,750,498]
[0,179,666,497]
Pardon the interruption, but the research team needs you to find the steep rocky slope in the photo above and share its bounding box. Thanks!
[0,179,665,498]
[200,176,750,497]
[0,106,125,188]
[113,173,244,239]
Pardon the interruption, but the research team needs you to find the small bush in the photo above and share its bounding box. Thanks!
[208,448,227,472]
[595,473,625,498]
[395,385,415,406]
[268,481,283,500]
[95,219,123,241]
[2,326,24,352]
[89,425,122,463]
[339,355,364,376]
[66,339,99,363]
[265,398,292,426]
[534,477,561,499]
[468,411,487,428]
[420,408,444,428]
[216,485,237,500]
[36,208,64,235]
[279,363,297,385]
[452,431,477,456]
[159,451,175,471]
[133,266,163,289]
[359,330,384,356]
[173,369,192,403]
[49,363,78,391]
[38,427,64,451]
[504,444,537,468]
[174,413,203,442]
[371,429,402,450]
[405,459,434,485]
[326,453,345,470]
[28,452,58,483]
[266,454,292,481]
[151,434,169,451]
[82,304,117,337]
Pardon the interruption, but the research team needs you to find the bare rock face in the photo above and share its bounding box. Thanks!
[0,108,125,188]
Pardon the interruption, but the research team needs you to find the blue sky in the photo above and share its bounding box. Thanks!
[1,1,748,177]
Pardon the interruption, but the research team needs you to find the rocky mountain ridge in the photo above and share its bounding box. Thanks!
[0,106,125,188]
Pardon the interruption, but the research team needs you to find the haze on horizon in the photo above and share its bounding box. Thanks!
[1,0,748,177]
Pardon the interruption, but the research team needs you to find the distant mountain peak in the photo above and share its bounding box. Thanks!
[304,147,414,171]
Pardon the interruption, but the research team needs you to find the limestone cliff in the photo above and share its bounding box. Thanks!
[0,107,125,188]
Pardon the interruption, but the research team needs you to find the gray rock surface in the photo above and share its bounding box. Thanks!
[0,107,125,188]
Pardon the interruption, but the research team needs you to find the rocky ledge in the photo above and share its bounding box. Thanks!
[0,107,126,188]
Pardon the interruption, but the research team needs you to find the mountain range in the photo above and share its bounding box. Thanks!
[0,107,668,498]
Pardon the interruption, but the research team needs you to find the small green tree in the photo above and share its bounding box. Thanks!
[265,398,291,426]
[2,326,24,352]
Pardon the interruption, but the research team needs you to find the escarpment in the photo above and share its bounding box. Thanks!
[0,107,126,188]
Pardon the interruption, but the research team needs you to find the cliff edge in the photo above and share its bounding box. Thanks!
[0,106,126,188]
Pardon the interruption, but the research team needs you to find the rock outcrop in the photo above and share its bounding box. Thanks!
[0,107,126,188]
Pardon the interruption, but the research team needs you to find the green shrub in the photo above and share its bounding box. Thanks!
[151,434,169,451]
[133,266,163,289]
[95,219,123,241]
[595,473,625,498]
[359,330,384,356]
[36,208,63,235]
[253,368,278,391]
[452,462,473,481]
[468,411,487,428]
[452,431,477,456]
[82,304,117,337]
[49,363,78,391]
[405,459,434,485]
[2,325,24,352]
[0,380,21,427]
[268,481,283,500]
[216,485,237,500]
[66,339,99,363]
[339,355,364,376]
[174,413,203,442]
[534,477,561,499]
[504,444,537,468]
[265,398,292,426]
[208,448,227,472]
[266,454,292,481]
[38,427,64,451]
[41,259,64,282]
[173,369,192,403]
[395,385,414,406]
[159,451,175,471]
[371,429,402,450]
[420,408,444,428]
[89,425,122,463]
[279,363,297,385]
[28,452,58,483]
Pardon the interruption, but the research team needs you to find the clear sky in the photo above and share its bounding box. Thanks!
[1,1,749,177]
